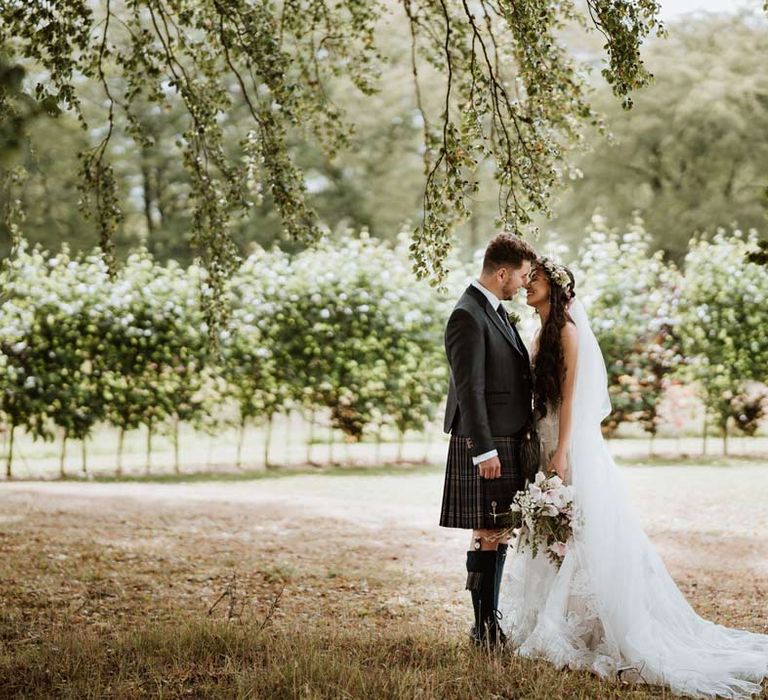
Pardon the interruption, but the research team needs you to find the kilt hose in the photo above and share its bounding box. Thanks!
[439,435,528,530]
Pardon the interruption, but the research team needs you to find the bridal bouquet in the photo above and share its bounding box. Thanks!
[491,471,577,567]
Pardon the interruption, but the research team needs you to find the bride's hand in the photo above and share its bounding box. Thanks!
[548,449,568,481]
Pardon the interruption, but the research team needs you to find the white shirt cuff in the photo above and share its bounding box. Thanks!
[472,448,498,465]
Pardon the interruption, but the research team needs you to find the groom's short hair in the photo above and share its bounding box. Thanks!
[482,233,537,273]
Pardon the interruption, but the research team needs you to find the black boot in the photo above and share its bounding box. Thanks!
[466,550,505,648]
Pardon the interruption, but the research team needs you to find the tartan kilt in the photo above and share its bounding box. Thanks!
[439,435,528,530]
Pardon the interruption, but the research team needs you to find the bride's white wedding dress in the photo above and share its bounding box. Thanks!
[500,300,768,699]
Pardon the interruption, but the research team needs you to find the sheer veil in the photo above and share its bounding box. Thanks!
[500,299,768,699]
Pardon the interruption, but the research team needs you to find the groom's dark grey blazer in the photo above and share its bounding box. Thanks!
[443,284,533,459]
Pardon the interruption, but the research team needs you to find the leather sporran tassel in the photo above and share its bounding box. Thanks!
[465,571,484,591]
[519,423,541,486]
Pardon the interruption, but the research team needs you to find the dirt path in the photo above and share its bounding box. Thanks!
[4,460,768,532]
[2,463,767,611]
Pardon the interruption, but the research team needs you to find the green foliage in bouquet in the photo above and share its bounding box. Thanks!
[492,472,576,568]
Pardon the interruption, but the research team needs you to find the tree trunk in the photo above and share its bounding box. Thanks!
[468,199,480,249]
[6,422,14,479]
[206,432,214,467]
[81,436,87,475]
[722,421,729,457]
[702,414,708,457]
[327,422,334,465]
[397,430,405,462]
[173,415,181,474]
[264,413,274,469]
[1,426,6,474]
[140,150,155,242]
[422,429,432,464]
[307,410,317,465]
[146,420,153,475]
[375,429,382,466]
[116,426,125,477]
[236,413,246,469]
[156,159,168,226]
[60,430,67,478]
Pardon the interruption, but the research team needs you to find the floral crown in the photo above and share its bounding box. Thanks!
[537,256,572,292]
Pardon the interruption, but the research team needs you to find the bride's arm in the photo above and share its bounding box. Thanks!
[549,322,579,480]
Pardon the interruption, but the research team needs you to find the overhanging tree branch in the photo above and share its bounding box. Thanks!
[0,0,667,317]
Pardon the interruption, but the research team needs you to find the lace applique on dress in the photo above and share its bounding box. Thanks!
[512,551,625,678]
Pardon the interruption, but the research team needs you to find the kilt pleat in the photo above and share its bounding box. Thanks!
[439,435,528,530]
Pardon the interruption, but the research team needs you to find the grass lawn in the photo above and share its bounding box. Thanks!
[1,463,767,698]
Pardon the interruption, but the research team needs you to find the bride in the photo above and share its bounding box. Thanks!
[500,256,768,698]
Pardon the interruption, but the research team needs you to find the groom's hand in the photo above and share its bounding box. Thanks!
[477,455,501,479]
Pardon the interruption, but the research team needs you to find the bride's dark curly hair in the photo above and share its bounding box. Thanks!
[533,259,576,419]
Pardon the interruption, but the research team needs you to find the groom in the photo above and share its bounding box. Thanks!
[439,233,536,648]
